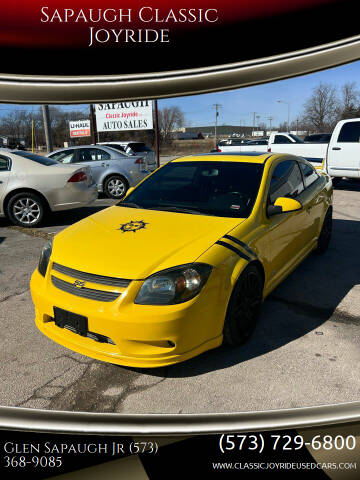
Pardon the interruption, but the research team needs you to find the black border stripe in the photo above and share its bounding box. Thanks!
[223,235,257,258]
[215,241,251,261]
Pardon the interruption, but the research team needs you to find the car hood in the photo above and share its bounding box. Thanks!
[52,206,245,279]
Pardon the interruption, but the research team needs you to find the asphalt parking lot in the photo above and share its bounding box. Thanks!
[1,178,360,414]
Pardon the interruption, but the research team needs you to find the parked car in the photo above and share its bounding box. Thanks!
[47,145,156,199]
[31,152,332,367]
[98,141,156,167]
[0,150,97,227]
[304,133,332,143]
[217,119,360,184]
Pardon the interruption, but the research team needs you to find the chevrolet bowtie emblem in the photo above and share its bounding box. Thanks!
[74,280,85,288]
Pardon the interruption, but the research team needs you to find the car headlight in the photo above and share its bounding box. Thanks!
[135,263,213,305]
[38,240,53,277]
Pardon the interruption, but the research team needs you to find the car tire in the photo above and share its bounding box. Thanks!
[315,209,332,254]
[104,175,128,199]
[223,264,263,346]
[6,192,46,228]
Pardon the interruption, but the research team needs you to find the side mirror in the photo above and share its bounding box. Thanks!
[124,187,135,198]
[267,197,302,216]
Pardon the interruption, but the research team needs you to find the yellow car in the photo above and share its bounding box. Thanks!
[30,153,333,368]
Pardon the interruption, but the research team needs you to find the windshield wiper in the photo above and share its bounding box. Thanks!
[150,205,209,215]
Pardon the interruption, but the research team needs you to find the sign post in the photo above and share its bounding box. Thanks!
[154,100,160,168]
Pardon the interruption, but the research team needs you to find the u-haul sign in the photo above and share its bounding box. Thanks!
[95,101,153,132]
[69,120,91,138]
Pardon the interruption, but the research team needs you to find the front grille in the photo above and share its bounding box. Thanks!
[52,276,120,302]
[52,262,131,288]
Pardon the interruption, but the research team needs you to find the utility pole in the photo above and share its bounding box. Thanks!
[41,105,53,153]
[252,112,257,137]
[267,116,274,132]
[154,99,160,168]
[212,103,222,148]
[90,104,98,145]
[277,100,290,132]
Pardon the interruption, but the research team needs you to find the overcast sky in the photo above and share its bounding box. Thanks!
[1,60,359,128]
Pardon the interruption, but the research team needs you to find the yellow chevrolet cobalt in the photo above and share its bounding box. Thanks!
[30,153,333,367]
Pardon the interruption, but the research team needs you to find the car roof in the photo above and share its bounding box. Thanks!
[172,152,272,164]
[48,145,129,155]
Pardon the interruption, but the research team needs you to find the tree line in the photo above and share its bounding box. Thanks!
[292,81,360,133]
[0,105,185,149]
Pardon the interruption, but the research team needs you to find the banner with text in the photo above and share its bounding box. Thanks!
[95,101,153,132]
[69,120,91,138]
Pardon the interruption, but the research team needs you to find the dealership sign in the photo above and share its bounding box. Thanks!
[69,120,91,138]
[95,101,153,132]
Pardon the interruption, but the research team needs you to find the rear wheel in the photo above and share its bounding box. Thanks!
[104,175,128,199]
[315,209,332,254]
[6,192,46,228]
[223,265,263,346]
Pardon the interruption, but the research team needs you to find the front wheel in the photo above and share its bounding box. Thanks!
[7,192,46,227]
[223,265,263,346]
[104,175,128,199]
[315,209,332,254]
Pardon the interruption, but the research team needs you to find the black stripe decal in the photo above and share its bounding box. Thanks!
[215,241,251,261]
[223,235,257,258]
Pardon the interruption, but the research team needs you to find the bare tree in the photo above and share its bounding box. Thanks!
[302,82,339,132]
[158,106,185,144]
[338,82,360,119]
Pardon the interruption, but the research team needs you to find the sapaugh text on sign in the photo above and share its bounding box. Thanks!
[95,101,153,132]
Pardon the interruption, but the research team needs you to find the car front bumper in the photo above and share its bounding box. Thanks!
[30,266,225,368]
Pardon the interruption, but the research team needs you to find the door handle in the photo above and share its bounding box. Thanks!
[101,163,106,167]
[332,147,341,151]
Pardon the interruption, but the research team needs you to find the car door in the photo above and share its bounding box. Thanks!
[266,159,309,285]
[76,148,110,186]
[298,161,324,244]
[327,120,360,177]
[0,154,11,210]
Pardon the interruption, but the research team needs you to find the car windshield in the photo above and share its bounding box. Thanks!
[118,161,264,218]
[12,151,59,166]
[128,143,152,152]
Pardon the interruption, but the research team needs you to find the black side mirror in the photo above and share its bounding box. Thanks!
[267,205,283,217]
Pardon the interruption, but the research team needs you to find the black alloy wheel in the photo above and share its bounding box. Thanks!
[223,265,263,346]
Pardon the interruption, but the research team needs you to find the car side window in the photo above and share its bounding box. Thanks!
[77,149,95,162]
[337,121,360,142]
[273,135,292,144]
[300,163,319,188]
[269,160,304,204]
[0,155,9,171]
[93,148,111,161]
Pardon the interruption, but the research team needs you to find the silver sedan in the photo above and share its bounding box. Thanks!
[0,150,97,227]
[47,145,156,199]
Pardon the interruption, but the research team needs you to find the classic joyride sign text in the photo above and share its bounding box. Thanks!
[95,101,154,131]
[40,7,219,46]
